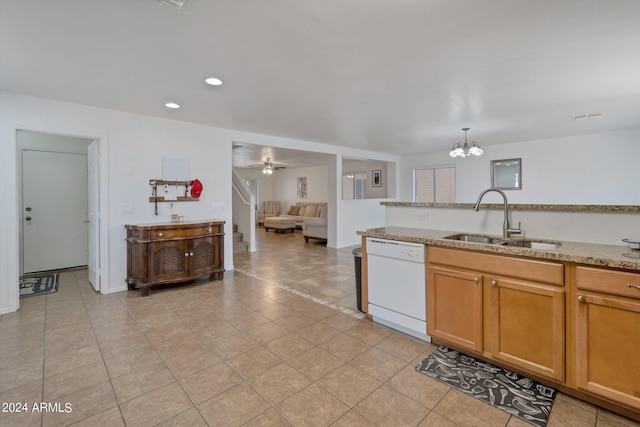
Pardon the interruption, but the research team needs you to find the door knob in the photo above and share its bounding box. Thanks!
[491,280,497,286]
[577,295,585,302]
[84,219,90,224]
[25,216,32,221]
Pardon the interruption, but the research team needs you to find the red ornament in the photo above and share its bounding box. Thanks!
[190,179,203,198]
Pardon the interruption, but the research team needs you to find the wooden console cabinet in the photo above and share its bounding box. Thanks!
[126,220,224,296]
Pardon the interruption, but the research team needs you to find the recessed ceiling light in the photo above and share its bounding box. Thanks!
[205,77,223,86]
[158,0,186,10]
[165,102,180,109]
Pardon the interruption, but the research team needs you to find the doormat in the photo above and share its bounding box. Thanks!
[416,346,556,427]
[19,273,59,297]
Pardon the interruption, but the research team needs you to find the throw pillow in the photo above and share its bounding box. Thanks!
[298,206,306,216]
[287,205,299,215]
[304,205,317,217]
[318,206,326,218]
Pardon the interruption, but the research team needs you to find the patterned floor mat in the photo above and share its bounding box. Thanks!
[416,346,556,426]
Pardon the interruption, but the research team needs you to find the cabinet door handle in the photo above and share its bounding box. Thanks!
[628,283,640,290]
[184,253,189,257]
[208,228,212,232]
[578,295,585,302]
[473,277,479,283]
[491,280,497,286]
[158,232,163,237]
[190,252,194,256]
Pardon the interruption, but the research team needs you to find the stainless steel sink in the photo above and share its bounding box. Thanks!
[445,234,506,245]
[501,240,562,250]
[443,234,562,250]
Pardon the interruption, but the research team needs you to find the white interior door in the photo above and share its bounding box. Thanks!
[87,141,100,291]
[22,150,88,273]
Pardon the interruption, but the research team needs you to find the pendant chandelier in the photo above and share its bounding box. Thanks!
[449,127,483,158]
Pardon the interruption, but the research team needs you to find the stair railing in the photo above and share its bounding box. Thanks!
[231,169,256,252]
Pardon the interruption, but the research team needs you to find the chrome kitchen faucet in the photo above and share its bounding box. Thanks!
[473,188,522,238]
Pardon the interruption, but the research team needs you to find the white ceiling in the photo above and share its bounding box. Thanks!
[2,0,640,167]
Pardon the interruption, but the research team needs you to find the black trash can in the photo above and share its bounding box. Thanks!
[352,247,364,312]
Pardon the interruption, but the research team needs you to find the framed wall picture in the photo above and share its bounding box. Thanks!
[372,170,382,187]
[297,176,307,198]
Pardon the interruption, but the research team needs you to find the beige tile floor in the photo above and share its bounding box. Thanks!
[0,228,638,426]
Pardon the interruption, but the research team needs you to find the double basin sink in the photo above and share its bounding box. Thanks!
[444,233,562,250]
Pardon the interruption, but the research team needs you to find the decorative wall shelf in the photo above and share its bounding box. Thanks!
[147,196,199,203]
[149,179,200,203]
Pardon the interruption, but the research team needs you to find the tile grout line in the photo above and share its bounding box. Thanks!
[40,287,48,426]
[78,271,128,426]
[113,292,202,425]
[235,268,366,320]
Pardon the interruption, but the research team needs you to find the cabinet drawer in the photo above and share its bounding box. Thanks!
[575,266,640,300]
[428,246,564,285]
[151,225,219,240]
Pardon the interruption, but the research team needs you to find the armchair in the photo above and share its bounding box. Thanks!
[257,200,280,226]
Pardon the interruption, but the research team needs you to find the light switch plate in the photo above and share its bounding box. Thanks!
[122,203,134,214]
[212,202,224,213]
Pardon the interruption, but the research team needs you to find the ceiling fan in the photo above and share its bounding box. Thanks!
[249,157,286,174]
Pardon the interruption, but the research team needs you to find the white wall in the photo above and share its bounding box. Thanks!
[0,91,399,314]
[398,128,640,204]
[273,165,329,211]
[338,199,387,247]
[385,206,639,246]
[18,130,93,152]
[343,160,389,199]
[338,159,395,247]
[392,128,640,246]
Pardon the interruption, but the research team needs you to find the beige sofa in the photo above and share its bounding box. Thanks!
[302,216,327,243]
[279,202,327,231]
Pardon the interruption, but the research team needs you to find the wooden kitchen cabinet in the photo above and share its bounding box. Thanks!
[574,266,640,410]
[126,221,224,296]
[487,276,564,381]
[427,264,483,352]
[427,246,565,381]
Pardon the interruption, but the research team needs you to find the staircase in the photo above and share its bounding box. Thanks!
[233,224,249,253]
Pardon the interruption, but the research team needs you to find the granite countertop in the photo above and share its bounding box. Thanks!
[357,226,640,271]
[381,202,640,212]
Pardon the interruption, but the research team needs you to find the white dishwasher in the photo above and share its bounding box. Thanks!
[366,238,431,342]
